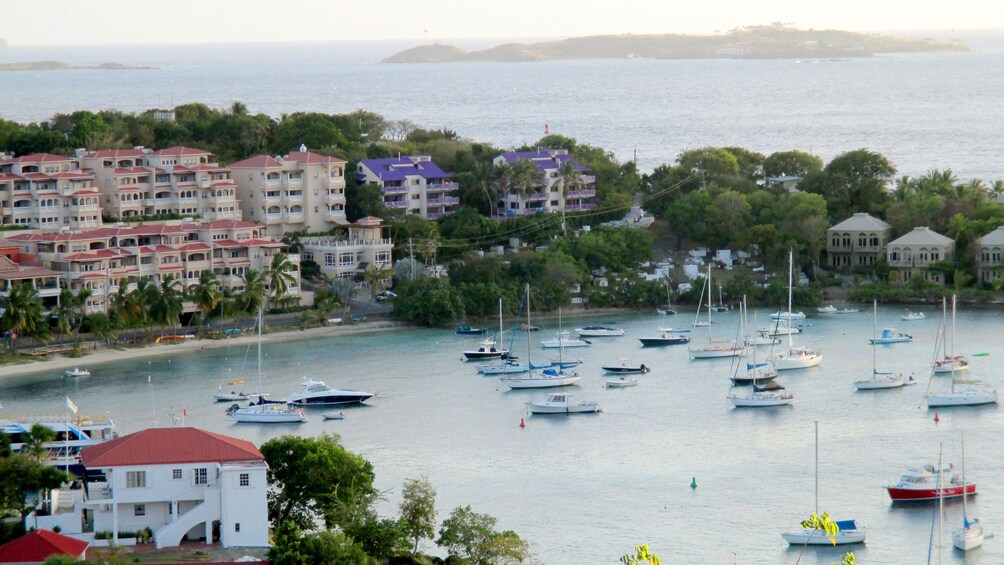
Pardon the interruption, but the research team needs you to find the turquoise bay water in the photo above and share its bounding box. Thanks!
[1,306,1002,563]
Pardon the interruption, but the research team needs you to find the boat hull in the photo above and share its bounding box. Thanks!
[853,376,905,390]
[926,391,998,407]
[605,378,638,388]
[528,402,600,414]
[639,337,689,347]
[952,522,984,551]
[541,341,590,348]
[728,395,793,407]
[462,350,510,361]
[602,366,649,374]
[501,374,581,389]
[771,353,823,370]
[287,392,373,406]
[781,530,866,545]
[575,328,625,337]
[689,346,742,359]
[477,364,529,375]
[887,483,976,501]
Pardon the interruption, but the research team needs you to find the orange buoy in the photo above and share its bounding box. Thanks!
[934,412,940,423]
[519,417,526,429]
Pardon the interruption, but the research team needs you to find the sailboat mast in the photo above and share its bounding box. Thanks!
[950,295,956,391]
[525,285,532,366]
[787,250,794,350]
[256,306,262,395]
[872,300,878,375]
[706,264,713,337]
[498,298,504,348]
[961,432,968,526]
[938,443,944,564]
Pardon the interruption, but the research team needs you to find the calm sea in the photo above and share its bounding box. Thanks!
[2,34,1004,180]
[0,307,1002,564]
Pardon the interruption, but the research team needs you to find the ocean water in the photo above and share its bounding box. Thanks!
[2,37,1004,180]
[1,306,1002,564]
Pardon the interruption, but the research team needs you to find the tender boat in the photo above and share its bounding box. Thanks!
[902,311,925,321]
[213,383,251,402]
[781,519,866,545]
[462,338,510,361]
[605,377,638,388]
[816,305,837,314]
[541,331,591,348]
[639,331,689,347]
[727,381,793,407]
[285,378,374,406]
[869,328,912,344]
[887,463,976,502]
[64,367,90,378]
[574,325,625,337]
[527,393,601,414]
[322,412,345,421]
[835,308,859,314]
[456,325,486,335]
[770,310,806,320]
[933,355,969,373]
[601,360,650,374]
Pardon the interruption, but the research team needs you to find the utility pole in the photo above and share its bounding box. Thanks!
[408,238,415,280]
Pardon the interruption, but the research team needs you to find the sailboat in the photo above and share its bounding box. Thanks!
[782,421,866,545]
[951,432,983,551]
[925,295,997,407]
[854,300,913,390]
[730,300,778,386]
[689,264,742,359]
[932,298,969,373]
[656,276,676,315]
[229,306,307,423]
[768,250,822,370]
[478,299,530,375]
[501,287,581,389]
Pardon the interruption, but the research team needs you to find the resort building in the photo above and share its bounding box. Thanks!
[0,239,62,312]
[77,146,240,222]
[7,220,298,314]
[886,227,955,285]
[0,153,102,230]
[491,149,596,217]
[826,212,893,269]
[30,427,270,549]
[230,148,348,236]
[300,216,393,286]
[976,226,1004,286]
[356,155,459,220]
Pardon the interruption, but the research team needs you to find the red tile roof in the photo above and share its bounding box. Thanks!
[229,155,283,169]
[81,427,264,467]
[5,153,72,164]
[0,529,88,562]
[284,151,346,165]
[205,220,259,229]
[83,149,147,159]
[147,146,212,157]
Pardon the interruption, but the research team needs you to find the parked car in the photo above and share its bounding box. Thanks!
[375,290,397,302]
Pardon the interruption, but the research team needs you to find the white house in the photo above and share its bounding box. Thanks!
[30,428,269,549]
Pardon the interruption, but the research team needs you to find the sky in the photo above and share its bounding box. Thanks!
[1,0,1002,46]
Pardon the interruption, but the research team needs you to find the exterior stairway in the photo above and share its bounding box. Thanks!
[153,489,219,548]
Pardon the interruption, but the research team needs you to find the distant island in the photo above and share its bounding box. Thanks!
[383,25,967,63]
[0,61,153,72]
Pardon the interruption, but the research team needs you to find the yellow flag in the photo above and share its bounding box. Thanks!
[66,396,78,415]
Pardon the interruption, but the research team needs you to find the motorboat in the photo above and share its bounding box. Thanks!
[477,361,530,375]
[639,331,689,347]
[655,306,676,315]
[902,311,925,321]
[322,412,345,421]
[527,393,600,414]
[770,310,806,320]
[2,413,116,476]
[541,331,591,348]
[601,360,650,374]
[835,308,859,314]
[64,367,90,378]
[887,463,975,502]
[727,381,793,407]
[605,377,639,388]
[574,325,625,337]
[869,328,912,344]
[933,355,969,373]
[461,338,510,361]
[285,378,373,406]
[658,326,690,333]
[500,367,581,389]
[213,382,251,402]
[816,305,837,314]
[782,422,866,546]
[456,325,486,335]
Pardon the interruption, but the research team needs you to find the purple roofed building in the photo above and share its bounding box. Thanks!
[491,148,596,217]
[357,156,460,220]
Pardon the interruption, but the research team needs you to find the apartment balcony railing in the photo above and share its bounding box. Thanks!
[383,185,408,194]
[426,182,460,192]
[322,178,346,190]
[385,200,409,209]
[566,189,596,198]
[525,192,548,202]
[565,203,596,212]
[427,196,460,206]
[579,175,596,184]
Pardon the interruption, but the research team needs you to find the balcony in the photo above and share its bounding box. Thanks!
[263,194,282,204]
[565,203,596,212]
[426,182,459,193]
[284,193,304,203]
[579,175,596,184]
[525,192,548,202]
[323,178,345,190]
[426,196,460,206]
[566,189,596,198]
[324,192,345,204]
[383,185,408,195]
[385,200,409,209]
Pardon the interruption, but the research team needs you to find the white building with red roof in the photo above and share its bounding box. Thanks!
[31,428,269,550]
[230,147,347,236]
[76,146,240,222]
[0,153,102,230]
[0,529,89,563]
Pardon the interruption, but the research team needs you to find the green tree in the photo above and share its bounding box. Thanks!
[266,252,298,311]
[267,522,373,565]
[189,270,222,316]
[799,148,896,222]
[763,150,824,179]
[392,277,464,326]
[400,475,437,556]
[0,283,46,349]
[620,544,662,565]
[152,275,184,329]
[794,513,855,565]
[437,505,531,565]
[234,269,266,313]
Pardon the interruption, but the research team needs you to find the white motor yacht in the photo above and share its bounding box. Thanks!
[285,379,374,406]
[527,393,601,414]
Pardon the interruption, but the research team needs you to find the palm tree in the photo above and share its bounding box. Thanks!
[558,160,582,200]
[465,161,497,215]
[314,292,340,325]
[153,275,184,330]
[493,161,515,216]
[0,282,46,349]
[265,252,297,312]
[124,278,158,337]
[20,423,56,462]
[234,269,266,314]
[363,263,393,303]
[54,289,75,344]
[418,232,441,273]
[510,158,539,202]
[189,270,222,317]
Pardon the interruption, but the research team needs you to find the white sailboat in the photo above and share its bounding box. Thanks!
[932,298,968,373]
[478,299,529,375]
[854,300,912,390]
[656,276,676,315]
[689,264,742,359]
[769,250,822,370]
[501,287,581,389]
[782,421,866,545]
[228,307,307,424]
[925,295,997,407]
[951,432,983,551]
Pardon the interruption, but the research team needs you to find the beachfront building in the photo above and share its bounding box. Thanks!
[0,238,63,312]
[30,427,269,549]
[826,212,893,269]
[77,146,240,222]
[886,226,955,285]
[491,149,596,217]
[356,156,459,220]
[7,220,298,314]
[230,147,348,236]
[300,216,392,286]
[976,226,1004,286]
[0,153,102,230]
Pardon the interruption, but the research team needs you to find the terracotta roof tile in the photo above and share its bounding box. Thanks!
[81,427,264,467]
[0,529,88,562]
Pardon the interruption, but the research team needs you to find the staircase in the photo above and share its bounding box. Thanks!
[154,490,219,548]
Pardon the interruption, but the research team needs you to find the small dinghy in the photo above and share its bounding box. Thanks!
[323,412,346,421]
[605,377,639,388]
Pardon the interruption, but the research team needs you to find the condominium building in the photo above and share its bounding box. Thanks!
[230,148,348,236]
[826,212,893,269]
[77,146,240,222]
[0,238,63,312]
[356,156,459,220]
[8,220,298,314]
[300,216,392,285]
[0,153,102,229]
[886,227,955,285]
[976,226,1004,286]
[491,148,596,217]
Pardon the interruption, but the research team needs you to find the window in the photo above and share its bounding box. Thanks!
[172,469,182,480]
[126,471,146,488]
[194,468,208,485]
[239,473,250,487]
[235,523,241,532]
[134,504,145,516]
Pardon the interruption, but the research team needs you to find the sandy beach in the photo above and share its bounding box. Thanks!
[0,321,407,379]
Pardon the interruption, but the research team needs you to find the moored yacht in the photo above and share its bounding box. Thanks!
[285,378,374,406]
